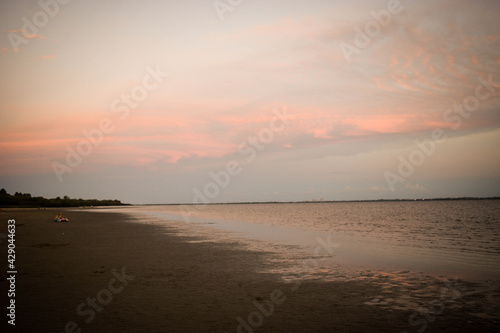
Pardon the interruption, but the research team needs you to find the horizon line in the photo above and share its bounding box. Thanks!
[134,196,500,206]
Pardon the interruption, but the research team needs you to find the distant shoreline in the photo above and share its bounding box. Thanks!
[2,192,498,208]
[137,196,500,206]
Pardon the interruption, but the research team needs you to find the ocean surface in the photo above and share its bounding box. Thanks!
[105,199,500,281]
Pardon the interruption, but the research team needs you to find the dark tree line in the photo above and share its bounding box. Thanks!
[0,189,127,207]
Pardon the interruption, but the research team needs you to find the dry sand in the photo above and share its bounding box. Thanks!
[1,209,498,332]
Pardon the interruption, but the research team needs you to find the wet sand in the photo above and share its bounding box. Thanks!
[2,209,499,332]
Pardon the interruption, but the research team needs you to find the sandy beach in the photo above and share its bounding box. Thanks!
[2,209,499,332]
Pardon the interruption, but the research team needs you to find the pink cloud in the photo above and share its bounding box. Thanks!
[9,30,47,39]
[2,1,499,179]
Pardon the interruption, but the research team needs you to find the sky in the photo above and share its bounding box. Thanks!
[0,0,499,204]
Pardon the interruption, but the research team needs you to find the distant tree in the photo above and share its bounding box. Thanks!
[1,190,127,207]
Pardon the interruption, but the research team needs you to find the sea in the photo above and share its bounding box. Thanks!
[97,199,500,320]
[105,199,500,281]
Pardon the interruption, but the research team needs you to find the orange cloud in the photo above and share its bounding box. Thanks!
[9,29,47,39]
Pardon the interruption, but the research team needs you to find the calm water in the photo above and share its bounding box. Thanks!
[114,200,500,281]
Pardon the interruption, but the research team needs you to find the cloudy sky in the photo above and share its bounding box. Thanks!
[1,0,499,204]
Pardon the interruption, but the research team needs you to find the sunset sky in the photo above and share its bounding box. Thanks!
[1,0,499,204]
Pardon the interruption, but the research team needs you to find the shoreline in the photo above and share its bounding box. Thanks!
[97,204,500,282]
[2,209,499,332]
